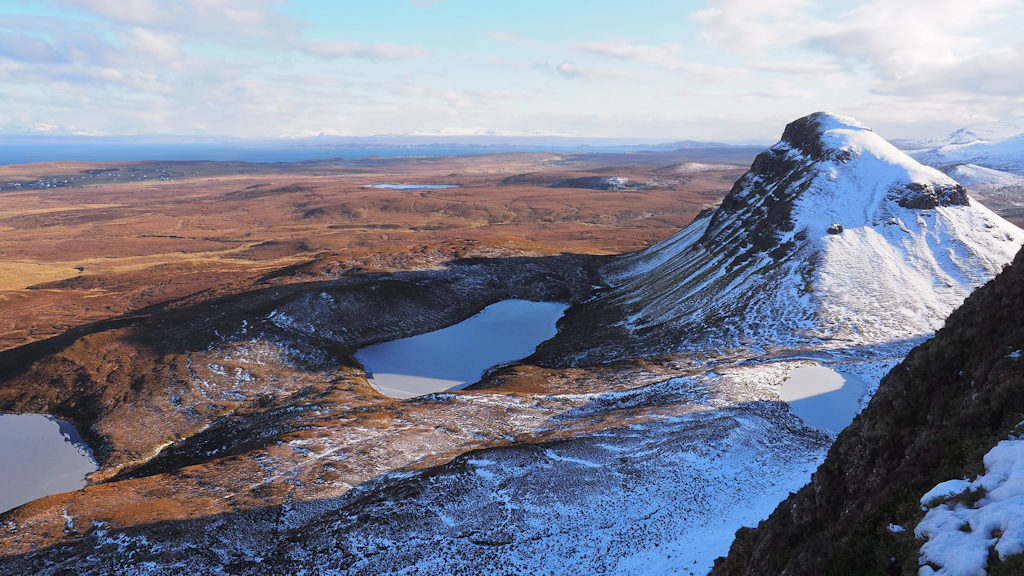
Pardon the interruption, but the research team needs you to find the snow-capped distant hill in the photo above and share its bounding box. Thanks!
[906,130,1024,175]
[592,112,1023,355]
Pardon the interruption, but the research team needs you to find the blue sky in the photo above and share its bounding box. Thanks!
[2,0,1023,141]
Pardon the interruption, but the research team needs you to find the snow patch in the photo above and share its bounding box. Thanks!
[917,435,1024,574]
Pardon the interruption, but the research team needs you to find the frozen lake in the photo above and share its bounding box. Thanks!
[363,183,459,190]
[356,300,567,399]
[780,366,867,433]
[0,413,98,513]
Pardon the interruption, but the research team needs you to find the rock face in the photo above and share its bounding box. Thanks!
[710,246,1024,575]
[543,112,1022,363]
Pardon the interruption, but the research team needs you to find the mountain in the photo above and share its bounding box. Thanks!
[904,129,1024,176]
[711,243,1024,576]
[543,112,1023,363]
[2,113,1022,574]
[896,120,1024,150]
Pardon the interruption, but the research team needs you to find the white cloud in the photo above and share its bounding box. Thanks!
[44,0,303,43]
[545,59,638,82]
[690,0,817,50]
[555,60,579,79]
[488,31,546,49]
[577,39,733,81]
[689,0,1024,127]
[753,59,843,78]
[802,1,1024,94]
[0,31,66,63]
[303,39,428,60]
[123,27,181,63]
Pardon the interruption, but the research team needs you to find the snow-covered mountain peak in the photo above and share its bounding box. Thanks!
[592,112,1024,357]
[699,112,970,261]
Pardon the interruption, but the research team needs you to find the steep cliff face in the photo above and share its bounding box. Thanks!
[711,246,1024,575]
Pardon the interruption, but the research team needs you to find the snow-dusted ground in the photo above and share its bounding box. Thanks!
[917,430,1024,575]
[276,373,833,576]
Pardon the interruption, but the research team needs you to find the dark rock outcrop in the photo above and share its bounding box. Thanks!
[711,246,1024,575]
[893,181,970,209]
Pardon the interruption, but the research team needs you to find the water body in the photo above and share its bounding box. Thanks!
[0,414,98,513]
[355,300,567,399]
[780,366,867,433]
[363,184,460,190]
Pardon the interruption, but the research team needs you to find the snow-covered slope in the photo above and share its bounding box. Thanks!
[947,163,1024,189]
[603,112,1023,352]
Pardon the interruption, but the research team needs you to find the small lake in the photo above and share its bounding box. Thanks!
[363,184,460,190]
[0,413,98,513]
[780,366,867,433]
[355,300,567,399]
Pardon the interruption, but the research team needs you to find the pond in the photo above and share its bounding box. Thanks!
[780,366,867,433]
[355,299,567,399]
[363,184,460,190]
[0,413,98,513]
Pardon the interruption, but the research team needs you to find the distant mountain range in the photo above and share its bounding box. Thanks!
[897,122,1024,180]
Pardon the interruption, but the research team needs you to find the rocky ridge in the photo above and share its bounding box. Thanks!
[711,241,1024,575]
[541,112,1022,364]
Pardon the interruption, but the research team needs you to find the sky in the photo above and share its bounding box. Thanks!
[2,0,1023,142]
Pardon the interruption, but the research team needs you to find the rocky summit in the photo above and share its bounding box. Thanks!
[545,111,1022,363]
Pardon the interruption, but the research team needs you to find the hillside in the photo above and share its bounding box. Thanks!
[711,246,1024,575]
[542,112,1023,364]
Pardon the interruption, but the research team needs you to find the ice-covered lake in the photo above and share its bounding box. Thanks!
[0,413,98,513]
[780,366,867,433]
[363,184,459,190]
[355,299,567,399]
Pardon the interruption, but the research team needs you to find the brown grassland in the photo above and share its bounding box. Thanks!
[0,153,743,352]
